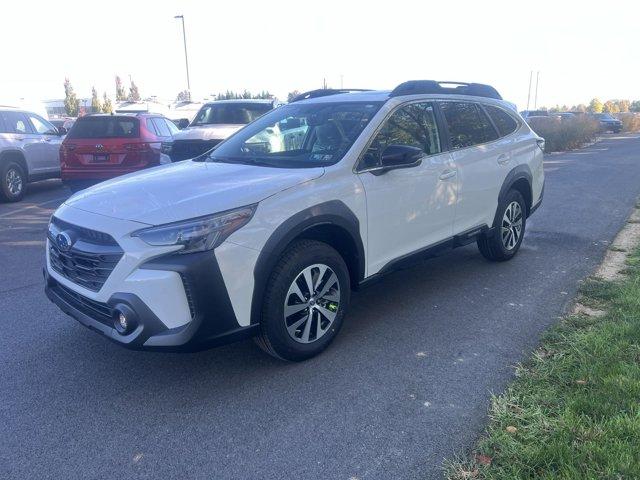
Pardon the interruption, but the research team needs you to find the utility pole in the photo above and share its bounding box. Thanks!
[526,71,533,112]
[174,15,191,97]
[534,71,540,110]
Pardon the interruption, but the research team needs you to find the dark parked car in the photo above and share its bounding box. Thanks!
[592,113,622,133]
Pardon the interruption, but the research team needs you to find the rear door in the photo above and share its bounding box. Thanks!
[439,101,502,234]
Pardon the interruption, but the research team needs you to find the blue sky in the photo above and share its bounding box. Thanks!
[1,0,637,109]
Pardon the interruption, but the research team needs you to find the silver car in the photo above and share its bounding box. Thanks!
[0,107,63,202]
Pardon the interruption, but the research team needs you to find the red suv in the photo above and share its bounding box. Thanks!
[60,113,178,192]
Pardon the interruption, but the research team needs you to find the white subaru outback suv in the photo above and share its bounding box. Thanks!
[45,81,544,361]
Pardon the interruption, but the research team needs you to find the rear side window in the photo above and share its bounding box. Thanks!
[164,119,179,135]
[151,118,171,137]
[440,102,498,149]
[67,117,139,139]
[1,111,33,134]
[484,105,519,137]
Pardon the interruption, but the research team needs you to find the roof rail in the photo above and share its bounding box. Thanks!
[389,80,502,100]
[289,89,372,103]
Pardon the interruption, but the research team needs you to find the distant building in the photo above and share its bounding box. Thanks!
[43,98,95,118]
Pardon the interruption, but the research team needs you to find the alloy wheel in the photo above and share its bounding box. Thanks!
[501,201,523,250]
[283,263,341,344]
[6,168,23,196]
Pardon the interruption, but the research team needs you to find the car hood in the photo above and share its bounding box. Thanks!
[64,161,325,225]
[173,124,244,141]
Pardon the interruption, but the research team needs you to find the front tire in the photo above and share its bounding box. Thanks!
[0,161,26,202]
[255,240,351,361]
[477,189,526,261]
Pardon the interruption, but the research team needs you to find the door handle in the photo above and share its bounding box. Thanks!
[439,169,457,180]
[497,154,510,164]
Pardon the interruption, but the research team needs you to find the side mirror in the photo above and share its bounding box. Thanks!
[373,144,423,175]
[57,126,67,135]
[177,118,189,129]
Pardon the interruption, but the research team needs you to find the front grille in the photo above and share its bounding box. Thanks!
[48,218,124,292]
[51,217,119,246]
[52,280,113,326]
[170,139,222,161]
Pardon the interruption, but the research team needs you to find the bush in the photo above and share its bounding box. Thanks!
[527,116,599,152]
[617,113,640,132]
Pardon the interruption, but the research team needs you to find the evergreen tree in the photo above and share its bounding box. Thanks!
[102,92,113,113]
[63,78,80,116]
[90,87,101,113]
[115,76,127,101]
[128,80,141,101]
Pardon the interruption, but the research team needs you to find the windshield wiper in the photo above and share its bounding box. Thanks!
[208,156,276,167]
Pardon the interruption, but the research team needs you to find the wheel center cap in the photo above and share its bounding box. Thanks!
[308,298,316,306]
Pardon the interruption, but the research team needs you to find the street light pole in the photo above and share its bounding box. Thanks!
[174,15,191,96]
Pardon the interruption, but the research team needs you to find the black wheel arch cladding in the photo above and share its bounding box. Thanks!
[250,200,365,325]
[493,164,533,228]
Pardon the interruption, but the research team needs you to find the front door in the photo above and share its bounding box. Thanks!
[27,113,63,174]
[357,101,457,275]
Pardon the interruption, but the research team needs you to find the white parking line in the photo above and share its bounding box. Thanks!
[0,196,68,219]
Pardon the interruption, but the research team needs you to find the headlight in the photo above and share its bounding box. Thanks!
[132,204,256,254]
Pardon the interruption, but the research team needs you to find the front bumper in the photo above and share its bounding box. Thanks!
[45,249,259,352]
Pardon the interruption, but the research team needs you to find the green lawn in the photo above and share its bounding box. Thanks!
[446,251,640,479]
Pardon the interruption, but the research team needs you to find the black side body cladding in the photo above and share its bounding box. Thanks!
[250,200,365,324]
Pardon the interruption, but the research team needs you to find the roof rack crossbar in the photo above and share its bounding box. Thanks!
[289,89,372,103]
[389,80,502,100]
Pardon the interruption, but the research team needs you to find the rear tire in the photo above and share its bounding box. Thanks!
[0,161,26,202]
[478,189,526,262]
[255,239,351,361]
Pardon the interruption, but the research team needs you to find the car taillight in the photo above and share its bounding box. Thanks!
[61,144,77,153]
[124,142,153,151]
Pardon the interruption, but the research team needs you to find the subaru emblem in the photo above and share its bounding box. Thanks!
[95,144,104,150]
[56,231,73,252]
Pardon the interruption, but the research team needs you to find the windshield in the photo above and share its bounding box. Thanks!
[191,103,273,126]
[204,101,383,168]
[67,116,139,139]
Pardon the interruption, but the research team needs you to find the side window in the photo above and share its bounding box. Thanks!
[164,119,180,135]
[2,112,33,134]
[440,102,498,149]
[361,102,441,169]
[28,114,57,135]
[0,113,6,133]
[146,118,158,135]
[152,118,171,137]
[484,105,519,137]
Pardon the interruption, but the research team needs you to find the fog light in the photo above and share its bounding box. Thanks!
[118,312,128,330]
[113,304,137,335]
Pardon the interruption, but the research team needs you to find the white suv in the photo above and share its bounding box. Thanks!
[167,99,282,161]
[44,81,544,361]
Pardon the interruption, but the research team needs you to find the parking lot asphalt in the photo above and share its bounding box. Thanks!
[2,134,640,480]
